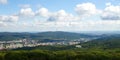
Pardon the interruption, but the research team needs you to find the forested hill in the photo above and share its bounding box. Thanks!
[0,31,97,41]
[81,34,120,49]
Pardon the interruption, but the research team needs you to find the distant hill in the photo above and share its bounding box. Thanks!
[81,34,120,49]
[0,31,97,41]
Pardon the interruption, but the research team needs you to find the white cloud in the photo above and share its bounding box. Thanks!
[19,4,30,8]
[0,15,19,22]
[19,8,35,17]
[36,8,78,22]
[106,2,111,6]
[101,3,120,20]
[75,3,101,17]
[47,10,78,22]
[31,20,120,31]
[0,0,7,4]
[0,21,7,27]
[36,8,49,17]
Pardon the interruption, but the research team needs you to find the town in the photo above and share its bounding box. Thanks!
[0,35,100,50]
[0,38,94,50]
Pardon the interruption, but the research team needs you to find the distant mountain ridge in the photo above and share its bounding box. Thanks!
[0,31,97,41]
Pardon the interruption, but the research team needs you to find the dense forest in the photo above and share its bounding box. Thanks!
[0,43,120,60]
[81,34,120,49]
[0,48,120,60]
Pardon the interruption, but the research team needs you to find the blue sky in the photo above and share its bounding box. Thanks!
[0,0,119,14]
[0,0,120,32]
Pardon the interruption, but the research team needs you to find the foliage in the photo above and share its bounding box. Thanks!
[0,49,119,60]
[81,35,120,49]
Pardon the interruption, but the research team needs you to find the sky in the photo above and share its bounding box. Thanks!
[0,0,120,32]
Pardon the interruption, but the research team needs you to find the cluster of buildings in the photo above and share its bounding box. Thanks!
[0,39,83,50]
[0,39,36,50]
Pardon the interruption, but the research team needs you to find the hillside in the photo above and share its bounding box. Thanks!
[0,31,97,41]
[81,34,120,49]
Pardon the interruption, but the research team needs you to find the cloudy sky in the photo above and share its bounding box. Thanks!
[0,0,120,32]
